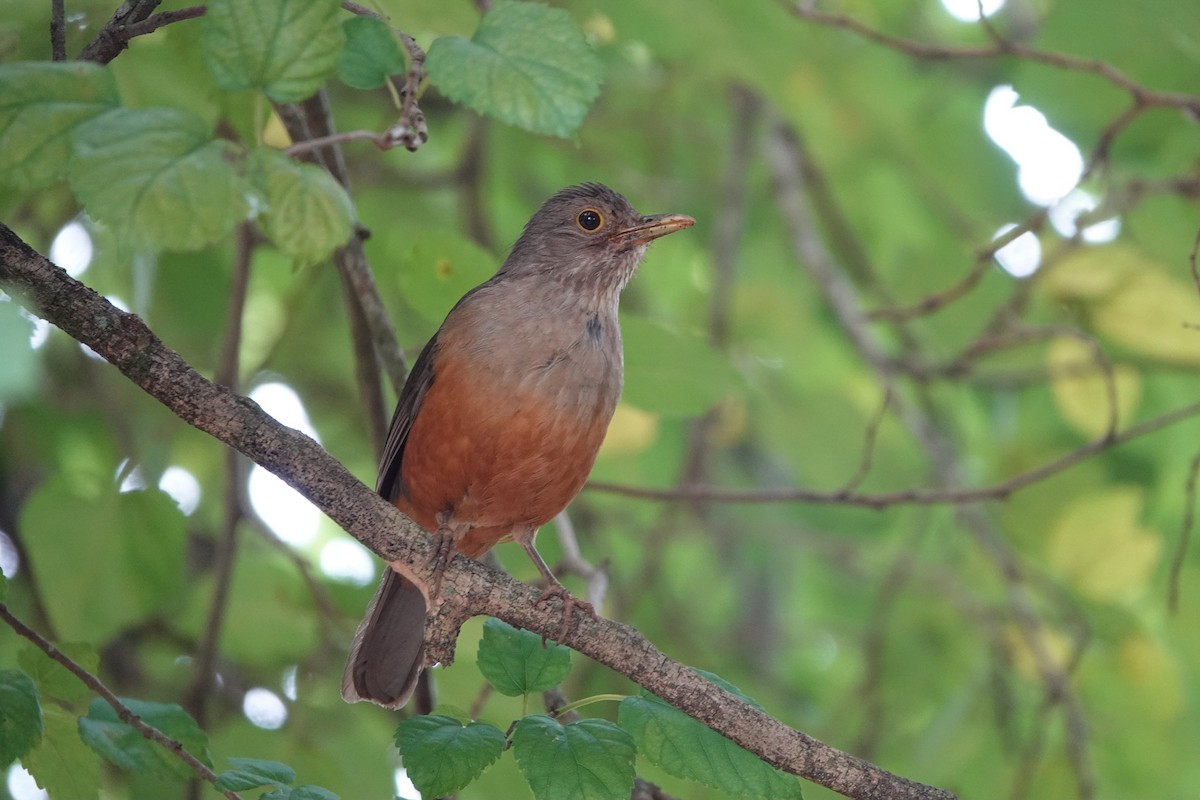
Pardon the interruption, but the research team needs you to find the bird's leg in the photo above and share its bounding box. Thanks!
[427,511,460,604]
[512,525,595,645]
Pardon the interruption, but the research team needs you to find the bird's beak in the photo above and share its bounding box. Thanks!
[610,213,695,249]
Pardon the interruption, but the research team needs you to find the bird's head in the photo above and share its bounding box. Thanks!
[500,183,694,301]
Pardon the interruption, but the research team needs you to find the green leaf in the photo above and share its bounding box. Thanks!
[0,572,7,600]
[393,228,497,333]
[20,479,186,644]
[202,0,344,102]
[0,669,43,764]
[0,301,38,403]
[18,642,98,704]
[393,714,505,798]
[476,618,571,696]
[176,550,319,667]
[249,148,355,265]
[23,704,99,800]
[339,16,404,90]
[79,697,210,781]
[617,677,803,800]
[621,315,742,416]
[425,0,602,137]
[215,757,297,791]
[290,785,340,800]
[0,61,119,190]
[511,716,635,800]
[68,107,246,252]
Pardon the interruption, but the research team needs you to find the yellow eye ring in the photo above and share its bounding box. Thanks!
[577,209,603,232]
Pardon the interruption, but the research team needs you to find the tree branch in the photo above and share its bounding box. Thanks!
[0,602,242,800]
[50,0,67,60]
[0,225,956,800]
[783,1,1200,115]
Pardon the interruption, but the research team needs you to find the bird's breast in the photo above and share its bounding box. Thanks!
[396,297,623,538]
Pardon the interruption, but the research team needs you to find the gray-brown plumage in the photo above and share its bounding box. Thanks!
[343,183,694,708]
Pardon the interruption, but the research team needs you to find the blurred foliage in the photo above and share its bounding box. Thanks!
[1,0,1200,798]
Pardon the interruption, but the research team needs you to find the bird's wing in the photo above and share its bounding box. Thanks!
[375,332,438,500]
[375,281,494,500]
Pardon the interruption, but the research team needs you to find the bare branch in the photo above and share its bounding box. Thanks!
[50,0,67,60]
[1168,451,1200,613]
[782,1,1200,115]
[590,398,1200,507]
[0,602,242,800]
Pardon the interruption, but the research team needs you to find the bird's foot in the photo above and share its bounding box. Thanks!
[426,530,456,604]
[535,583,595,646]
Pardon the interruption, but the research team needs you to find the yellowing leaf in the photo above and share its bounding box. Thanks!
[599,403,659,458]
[262,111,292,149]
[1042,245,1144,301]
[1047,487,1161,603]
[1042,245,1200,364]
[1118,634,1183,721]
[1003,624,1073,682]
[1047,337,1140,438]
[706,396,748,447]
[1092,269,1200,364]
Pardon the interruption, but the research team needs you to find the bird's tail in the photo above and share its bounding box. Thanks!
[342,568,427,708]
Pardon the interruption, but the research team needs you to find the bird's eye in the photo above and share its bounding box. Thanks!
[577,209,603,232]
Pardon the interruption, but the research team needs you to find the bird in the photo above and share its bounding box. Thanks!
[342,183,694,709]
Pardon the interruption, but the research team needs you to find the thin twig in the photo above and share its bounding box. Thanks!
[551,510,609,611]
[0,603,242,800]
[78,0,163,63]
[182,223,255,726]
[1190,226,1200,297]
[783,1,1200,114]
[119,5,207,41]
[1168,451,1200,613]
[838,388,893,495]
[867,210,1048,322]
[50,0,67,60]
[590,398,1200,507]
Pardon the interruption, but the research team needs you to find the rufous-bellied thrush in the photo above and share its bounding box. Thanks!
[342,183,694,708]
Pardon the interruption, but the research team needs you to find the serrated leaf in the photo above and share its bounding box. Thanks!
[1047,337,1140,439]
[1048,487,1161,603]
[618,687,803,799]
[18,642,98,704]
[79,697,210,781]
[202,0,344,102]
[394,714,505,798]
[622,315,742,417]
[0,669,42,764]
[215,757,297,791]
[425,0,602,137]
[339,16,404,90]
[69,107,246,252]
[249,148,354,265]
[0,61,119,190]
[476,618,571,696]
[23,705,99,800]
[290,785,340,800]
[511,716,635,800]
